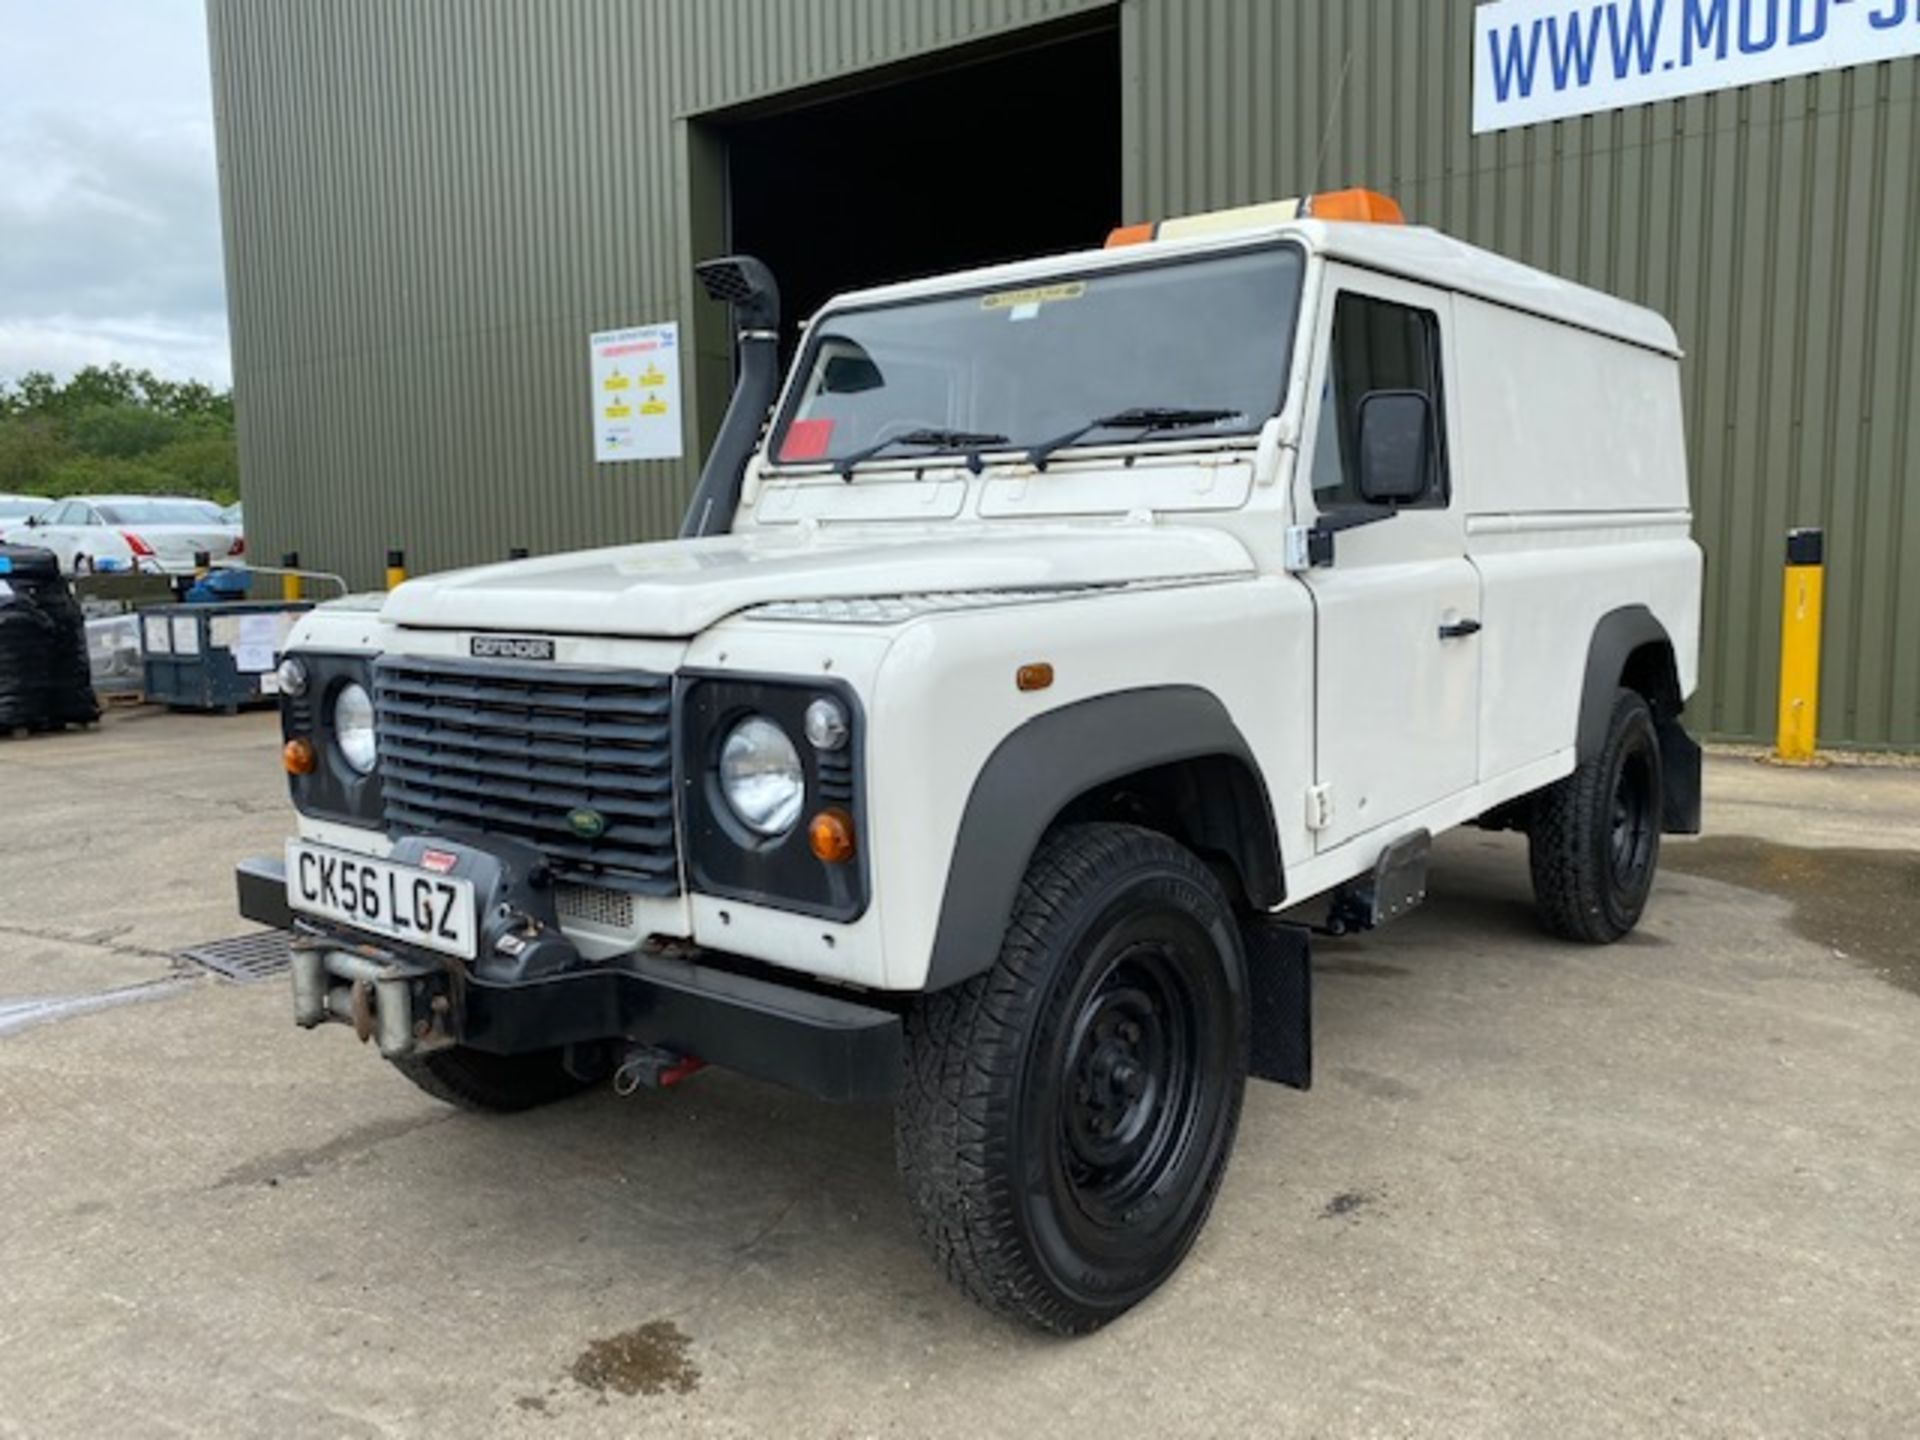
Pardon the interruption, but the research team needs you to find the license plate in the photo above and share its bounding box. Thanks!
[285,841,477,959]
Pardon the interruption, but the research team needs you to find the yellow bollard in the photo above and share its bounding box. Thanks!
[1774,528,1824,763]
[385,548,407,591]
[280,551,301,604]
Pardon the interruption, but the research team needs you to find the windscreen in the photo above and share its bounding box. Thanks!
[98,501,226,526]
[772,245,1304,466]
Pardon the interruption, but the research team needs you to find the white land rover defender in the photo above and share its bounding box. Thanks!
[238,189,1703,1334]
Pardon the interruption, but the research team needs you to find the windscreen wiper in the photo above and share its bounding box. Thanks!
[1026,407,1243,471]
[836,428,1011,480]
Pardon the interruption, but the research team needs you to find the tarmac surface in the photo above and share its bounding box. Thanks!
[2,708,1916,1438]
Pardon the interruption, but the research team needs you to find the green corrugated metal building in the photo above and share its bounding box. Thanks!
[205,0,1920,749]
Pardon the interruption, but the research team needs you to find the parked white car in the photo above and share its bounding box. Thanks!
[12,495,243,576]
[240,191,1704,1334]
[0,493,53,541]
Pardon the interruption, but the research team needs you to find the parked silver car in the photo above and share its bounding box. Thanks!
[0,493,54,541]
[11,495,243,576]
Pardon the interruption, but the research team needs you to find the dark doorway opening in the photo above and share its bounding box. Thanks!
[715,17,1122,363]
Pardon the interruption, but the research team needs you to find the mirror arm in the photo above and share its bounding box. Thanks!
[1285,505,1396,573]
[1316,504,1396,535]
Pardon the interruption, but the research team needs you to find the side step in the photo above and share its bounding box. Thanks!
[1325,829,1431,937]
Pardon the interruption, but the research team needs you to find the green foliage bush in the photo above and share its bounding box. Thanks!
[148,435,240,497]
[42,454,185,498]
[0,417,67,494]
[0,364,237,505]
[67,404,189,459]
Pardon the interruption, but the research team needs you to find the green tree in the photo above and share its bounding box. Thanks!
[0,416,69,495]
[0,365,236,503]
[0,365,138,418]
[67,403,187,459]
[42,453,182,498]
[147,435,240,503]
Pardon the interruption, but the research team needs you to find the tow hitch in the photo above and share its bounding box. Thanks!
[289,934,454,1058]
[613,1044,708,1095]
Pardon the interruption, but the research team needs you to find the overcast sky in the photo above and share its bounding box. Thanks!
[0,0,229,387]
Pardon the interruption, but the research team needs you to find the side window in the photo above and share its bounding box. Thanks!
[1309,292,1448,509]
[54,501,85,525]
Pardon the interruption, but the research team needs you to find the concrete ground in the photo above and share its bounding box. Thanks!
[1,709,1916,1438]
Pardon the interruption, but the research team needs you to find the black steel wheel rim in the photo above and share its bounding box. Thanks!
[1061,945,1195,1224]
[1609,745,1656,889]
[1034,907,1235,1264]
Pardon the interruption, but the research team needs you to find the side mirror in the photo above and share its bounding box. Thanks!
[1356,390,1435,506]
[24,516,39,528]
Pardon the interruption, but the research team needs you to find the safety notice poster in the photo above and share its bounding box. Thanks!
[590,322,682,462]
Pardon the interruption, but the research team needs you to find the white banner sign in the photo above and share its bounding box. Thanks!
[590,322,682,462]
[1474,0,1920,133]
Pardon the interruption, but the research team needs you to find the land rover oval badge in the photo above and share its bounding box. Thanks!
[567,807,608,841]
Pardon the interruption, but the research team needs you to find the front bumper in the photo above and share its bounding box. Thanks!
[236,856,902,1103]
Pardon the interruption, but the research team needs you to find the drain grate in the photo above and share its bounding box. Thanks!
[178,929,293,983]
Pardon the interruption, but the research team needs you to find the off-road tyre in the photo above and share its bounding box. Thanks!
[1529,686,1664,943]
[896,823,1249,1335]
[390,1046,592,1113]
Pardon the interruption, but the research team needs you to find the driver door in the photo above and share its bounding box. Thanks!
[1295,268,1481,853]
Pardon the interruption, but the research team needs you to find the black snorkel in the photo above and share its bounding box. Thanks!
[679,255,780,539]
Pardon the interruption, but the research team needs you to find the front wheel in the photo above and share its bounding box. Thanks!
[896,823,1249,1334]
[1529,687,1664,943]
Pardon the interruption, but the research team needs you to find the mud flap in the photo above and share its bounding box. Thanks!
[1241,916,1312,1090]
[1658,718,1703,835]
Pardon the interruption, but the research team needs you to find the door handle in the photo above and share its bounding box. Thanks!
[1438,619,1483,640]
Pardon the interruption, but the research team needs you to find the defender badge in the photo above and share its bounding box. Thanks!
[471,635,555,661]
[567,808,608,841]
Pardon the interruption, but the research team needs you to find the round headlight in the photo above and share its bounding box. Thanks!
[275,656,308,698]
[803,696,849,751]
[719,715,804,837]
[333,682,378,775]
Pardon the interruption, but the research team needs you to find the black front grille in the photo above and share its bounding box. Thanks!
[374,655,678,895]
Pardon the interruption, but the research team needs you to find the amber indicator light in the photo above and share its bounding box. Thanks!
[1016,663,1055,692]
[282,738,317,775]
[809,808,856,865]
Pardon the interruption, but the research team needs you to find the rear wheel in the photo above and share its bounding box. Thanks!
[896,823,1249,1334]
[1529,687,1664,943]
[390,1046,593,1113]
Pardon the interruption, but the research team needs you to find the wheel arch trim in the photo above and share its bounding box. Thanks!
[1576,604,1700,834]
[1577,605,1681,760]
[924,686,1281,991]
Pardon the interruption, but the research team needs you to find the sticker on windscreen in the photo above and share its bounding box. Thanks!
[780,417,835,462]
[982,282,1085,322]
